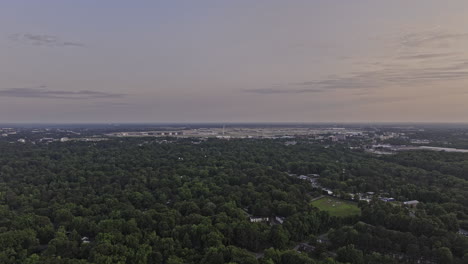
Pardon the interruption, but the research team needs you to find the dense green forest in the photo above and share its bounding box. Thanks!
[1,138,468,263]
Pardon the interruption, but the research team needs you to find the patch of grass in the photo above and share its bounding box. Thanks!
[311,197,361,217]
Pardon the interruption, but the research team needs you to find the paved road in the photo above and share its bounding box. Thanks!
[310,195,325,202]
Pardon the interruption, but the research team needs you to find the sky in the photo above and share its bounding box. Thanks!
[1,0,468,123]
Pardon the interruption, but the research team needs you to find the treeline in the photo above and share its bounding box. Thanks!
[0,139,344,263]
[1,138,468,263]
[329,200,468,263]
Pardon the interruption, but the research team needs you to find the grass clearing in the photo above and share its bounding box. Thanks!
[311,197,361,217]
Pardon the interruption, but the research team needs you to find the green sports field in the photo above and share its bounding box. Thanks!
[311,197,361,217]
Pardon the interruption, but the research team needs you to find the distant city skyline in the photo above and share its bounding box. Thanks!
[1,1,468,123]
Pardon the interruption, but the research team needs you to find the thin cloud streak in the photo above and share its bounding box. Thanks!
[243,87,323,94]
[400,30,468,48]
[396,53,458,60]
[245,61,468,95]
[246,28,468,95]
[0,87,125,99]
[352,96,409,105]
[9,34,86,47]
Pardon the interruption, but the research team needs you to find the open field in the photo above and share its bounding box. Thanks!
[311,197,361,217]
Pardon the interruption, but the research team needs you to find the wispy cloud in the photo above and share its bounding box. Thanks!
[0,86,125,99]
[246,28,468,95]
[350,95,409,105]
[396,52,458,60]
[245,60,468,95]
[9,34,85,47]
[243,87,323,94]
[400,30,468,48]
[245,75,383,95]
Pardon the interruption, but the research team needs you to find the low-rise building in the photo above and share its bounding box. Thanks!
[458,229,468,237]
[275,216,285,224]
[40,138,55,143]
[284,141,297,146]
[403,200,419,208]
[249,217,269,223]
[322,188,333,195]
[298,175,311,181]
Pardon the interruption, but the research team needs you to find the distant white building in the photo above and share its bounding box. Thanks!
[336,134,346,141]
[403,200,419,208]
[40,138,55,143]
[249,217,269,223]
[298,175,310,181]
[17,139,26,143]
[410,139,431,144]
[275,216,285,224]
[285,141,297,146]
[458,229,468,237]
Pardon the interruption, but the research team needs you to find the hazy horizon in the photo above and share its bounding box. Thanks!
[2,1,468,123]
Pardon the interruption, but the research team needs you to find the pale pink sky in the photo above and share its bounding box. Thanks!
[1,0,468,123]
